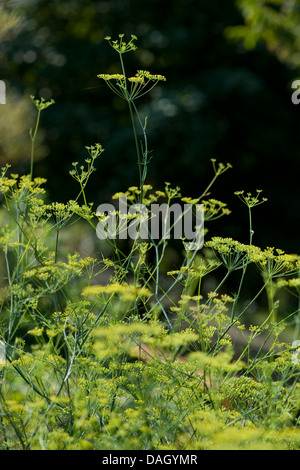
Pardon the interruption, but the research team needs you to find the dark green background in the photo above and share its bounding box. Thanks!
[1,0,299,253]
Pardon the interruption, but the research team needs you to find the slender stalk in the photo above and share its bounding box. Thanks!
[55,229,59,263]
[131,100,149,188]
[119,53,149,200]
[230,206,253,321]
[208,279,270,355]
[128,99,143,186]
[30,108,41,181]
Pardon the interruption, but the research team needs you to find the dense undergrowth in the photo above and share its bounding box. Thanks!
[0,35,299,450]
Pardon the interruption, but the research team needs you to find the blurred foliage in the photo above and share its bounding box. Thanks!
[0,87,46,165]
[0,0,300,254]
[226,0,300,69]
[0,1,21,43]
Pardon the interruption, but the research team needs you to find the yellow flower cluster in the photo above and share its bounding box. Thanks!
[234,189,268,208]
[23,255,95,293]
[201,199,231,221]
[205,237,259,270]
[30,95,55,112]
[0,169,46,198]
[97,69,166,101]
[167,258,221,282]
[82,283,152,302]
[277,277,300,291]
[211,158,232,176]
[249,246,300,277]
[112,184,166,206]
[92,321,199,363]
[97,73,125,81]
[129,70,166,83]
[104,34,138,54]
[205,237,300,277]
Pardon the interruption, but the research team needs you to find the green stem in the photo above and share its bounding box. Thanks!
[118,53,148,200]
[55,229,59,263]
[132,100,149,188]
[208,279,269,355]
[230,206,253,321]
[128,99,143,187]
[30,108,41,181]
